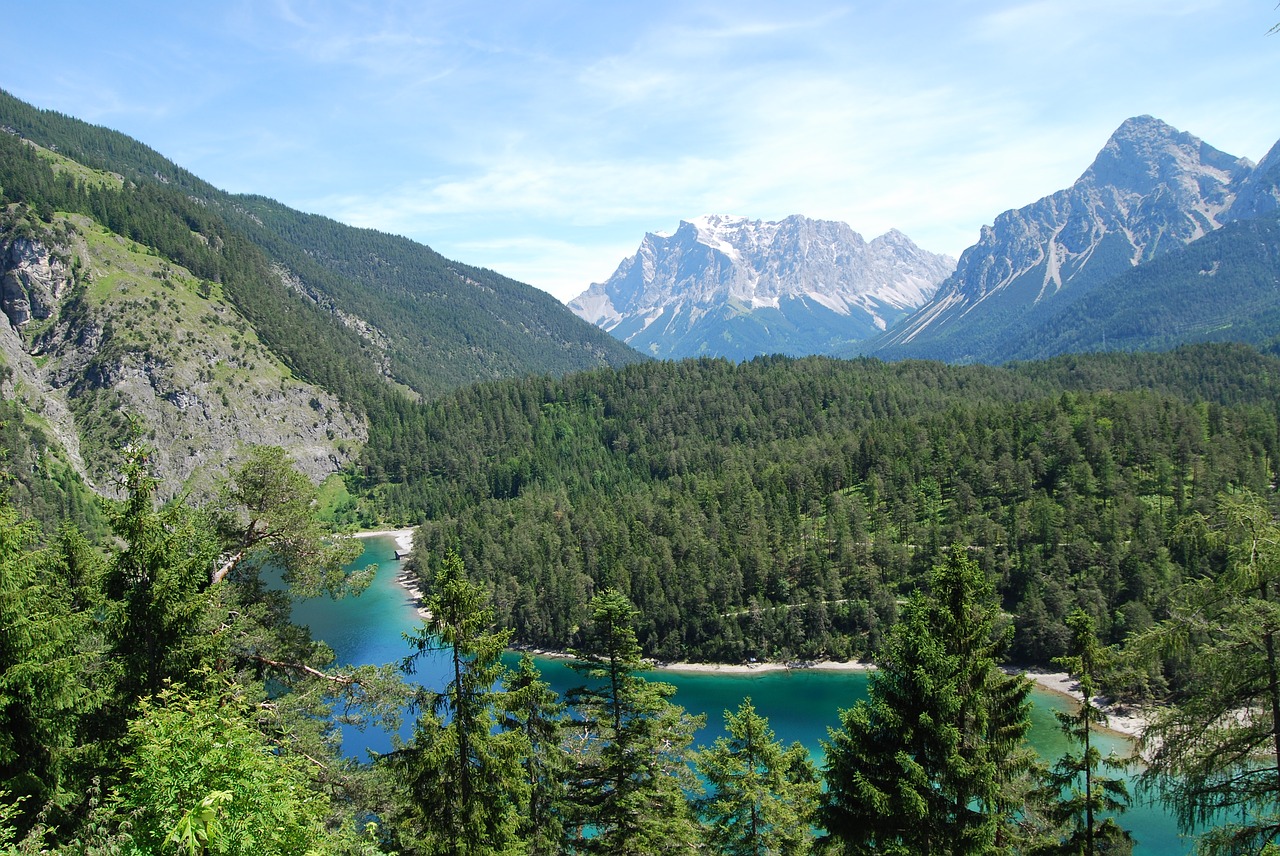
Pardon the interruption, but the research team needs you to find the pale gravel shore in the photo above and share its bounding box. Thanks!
[350,527,416,554]
[1015,668,1153,741]
[350,528,426,616]
[655,659,876,675]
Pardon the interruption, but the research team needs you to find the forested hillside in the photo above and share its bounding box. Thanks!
[0,88,641,403]
[365,345,1280,665]
[0,87,642,501]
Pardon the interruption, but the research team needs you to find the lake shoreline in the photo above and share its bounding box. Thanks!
[356,530,1151,741]
[1010,667,1152,741]
[351,529,426,615]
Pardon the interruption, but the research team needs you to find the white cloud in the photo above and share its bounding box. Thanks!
[6,0,1275,303]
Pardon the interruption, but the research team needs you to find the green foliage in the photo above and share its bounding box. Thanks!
[500,654,570,856]
[1132,490,1280,855]
[0,119,391,420]
[227,195,641,398]
[563,589,705,854]
[694,698,819,855]
[0,392,106,540]
[101,446,223,722]
[0,446,402,852]
[106,685,343,855]
[820,550,1036,855]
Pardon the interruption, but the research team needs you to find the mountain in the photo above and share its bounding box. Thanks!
[568,214,954,360]
[0,89,640,402]
[1227,137,1280,221]
[0,88,642,498]
[867,116,1273,363]
[965,209,1280,361]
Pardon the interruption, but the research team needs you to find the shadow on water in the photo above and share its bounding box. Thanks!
[283,536,1191,854]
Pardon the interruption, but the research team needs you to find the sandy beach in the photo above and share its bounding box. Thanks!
[351,528,426,615]
[1014,668,1152,740]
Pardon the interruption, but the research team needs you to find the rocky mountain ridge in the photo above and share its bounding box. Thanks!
[869,116,1279,361]
[569,214,954,360]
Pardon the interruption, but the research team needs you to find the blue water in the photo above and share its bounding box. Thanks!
[286,536,1191,854]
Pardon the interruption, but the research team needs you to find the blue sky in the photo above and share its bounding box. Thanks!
[7,2,1278,301]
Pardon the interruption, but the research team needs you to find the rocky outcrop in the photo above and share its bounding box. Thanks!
[1,235,73,328]
[0,212,367,499]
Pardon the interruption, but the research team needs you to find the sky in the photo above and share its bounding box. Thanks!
[6,2,1278,302]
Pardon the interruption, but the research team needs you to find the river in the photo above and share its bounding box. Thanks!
[287,535,1191,854]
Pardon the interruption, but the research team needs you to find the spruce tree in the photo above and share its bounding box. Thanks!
[500,654,570,856]
[0,500,99,835]
[100,445,222,736]
[820,549,1034,855]
[392,551,527,856]
[694,697,819,855]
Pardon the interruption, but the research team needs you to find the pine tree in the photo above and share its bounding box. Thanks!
[563,588,704,855]
[820,549,1034,855]
[1038,608,1132,855]
[209,445,363,596]
[694,697,819,855]
[391,551,527,856]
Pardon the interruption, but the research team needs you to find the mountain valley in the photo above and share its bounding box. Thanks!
[3,79,1280,856]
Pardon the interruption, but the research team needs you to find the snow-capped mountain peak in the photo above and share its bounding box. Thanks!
[568,215,955,360]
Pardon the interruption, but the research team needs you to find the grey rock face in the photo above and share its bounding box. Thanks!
[569,214,954,360]
[0,216,366,499]
[1,237,73,328]
[876,116,1266,356]
[1227,138,1280,221]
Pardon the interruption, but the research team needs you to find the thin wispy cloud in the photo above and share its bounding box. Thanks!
[6,1,1277,300]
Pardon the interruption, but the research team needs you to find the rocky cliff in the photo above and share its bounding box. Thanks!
[0,208,365,498]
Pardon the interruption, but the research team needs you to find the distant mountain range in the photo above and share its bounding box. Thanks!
[568,215,954,360]
[573,117,1280,365]
[862,116,1280,362]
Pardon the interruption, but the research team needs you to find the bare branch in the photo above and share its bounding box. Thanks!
[251,654,356,686]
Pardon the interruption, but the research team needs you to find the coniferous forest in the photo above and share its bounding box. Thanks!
[366,346,1280,672]
[7,347,1280,852]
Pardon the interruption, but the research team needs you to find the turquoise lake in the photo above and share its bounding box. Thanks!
[288,535,1192,854]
